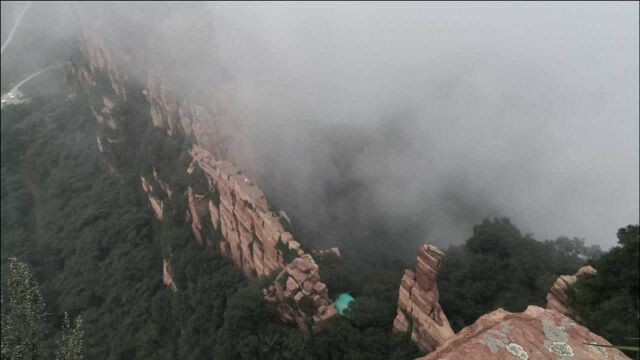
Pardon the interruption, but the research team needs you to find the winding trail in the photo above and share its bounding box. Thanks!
[1,1,31,55]
[1,61,68,108]
[6,61,68,94]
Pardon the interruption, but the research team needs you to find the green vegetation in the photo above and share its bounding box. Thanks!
[318,252,405,331]
[568,224,639,356]
[438,217,602,331]
[1,257,47,359]
[1,258,84,360]
[56,313,84,360]
[276,240,300,264]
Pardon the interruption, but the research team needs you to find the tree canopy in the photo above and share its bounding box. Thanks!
[438,217,600,331]
[568,224,639,351]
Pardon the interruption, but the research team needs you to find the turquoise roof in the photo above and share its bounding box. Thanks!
[333,293,354,316]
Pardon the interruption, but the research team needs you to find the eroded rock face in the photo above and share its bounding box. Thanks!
[140,176,163,220]
[393,244,455,353]
[547,265,597,318]
[163,258,177,292]
[72,25,127,100]
[419,305,630,360]
[187,187,209,245]
[71,3,253,173]
[188,145,335,329]
[264,255,336,330]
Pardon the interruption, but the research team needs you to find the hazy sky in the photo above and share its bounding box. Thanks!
[2,2,637,251]
[208,2,638,248]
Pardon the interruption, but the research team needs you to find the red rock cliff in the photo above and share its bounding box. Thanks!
[187,145,335,329]
[393,244,455,353]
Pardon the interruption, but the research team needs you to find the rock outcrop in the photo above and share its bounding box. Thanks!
[312,247,341,258]
[547,265,597,318]
[140,176,164,220]
[264,256,337,330]
[187,145,335,329]
[393,244,455,353]
[163,258,177,292]
[419,305,630,360]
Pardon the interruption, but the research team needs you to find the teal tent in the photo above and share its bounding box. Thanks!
[333,293,354,316]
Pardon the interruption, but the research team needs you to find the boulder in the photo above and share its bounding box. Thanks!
[420,306,630,360]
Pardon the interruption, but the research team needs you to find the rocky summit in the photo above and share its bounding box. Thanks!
[419,305,630,360]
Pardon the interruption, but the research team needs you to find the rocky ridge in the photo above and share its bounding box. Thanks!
[69,4,335,330]
[188,145,336,328]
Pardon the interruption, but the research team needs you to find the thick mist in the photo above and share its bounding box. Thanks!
[207,2,639,251]
[2,2,638,255]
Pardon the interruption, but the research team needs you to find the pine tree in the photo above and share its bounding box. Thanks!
[1,257,46,360]
[56,313,84,360]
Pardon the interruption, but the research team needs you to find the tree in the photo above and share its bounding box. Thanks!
[438,218,590,331]
[56,313,84,360]
[346,296,395,329]
[1,258,85,360]
[568,224,639,354]
[1,257,46,360]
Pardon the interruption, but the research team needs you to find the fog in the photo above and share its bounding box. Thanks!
[206,2,638,251]
[2,2,638,254]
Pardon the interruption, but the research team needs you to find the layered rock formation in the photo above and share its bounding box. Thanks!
[265,256,337,330]
[547,265,597,318]
[419,305,630,360]
[393,245,455,353]
[140,176,164,220]
[69,3,336,330]
[185,145,336,328]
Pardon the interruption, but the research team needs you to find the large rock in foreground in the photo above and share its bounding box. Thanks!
[546,265,597,318]
[420,305,630,360]
[393,244,455,353]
